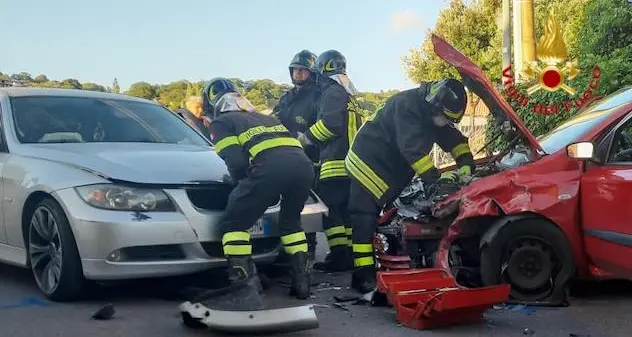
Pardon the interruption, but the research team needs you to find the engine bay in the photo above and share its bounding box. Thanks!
[374,117,538,287]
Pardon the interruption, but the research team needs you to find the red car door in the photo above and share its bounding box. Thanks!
[581,111,632,279]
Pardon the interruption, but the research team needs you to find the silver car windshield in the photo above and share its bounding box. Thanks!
[9,96,211,146]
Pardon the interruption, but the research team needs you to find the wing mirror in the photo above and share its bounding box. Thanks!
[566,142,595,160]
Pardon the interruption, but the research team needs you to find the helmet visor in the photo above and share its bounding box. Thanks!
[213,92,256,117]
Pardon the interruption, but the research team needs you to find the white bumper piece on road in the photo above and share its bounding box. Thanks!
[179,301,319,333]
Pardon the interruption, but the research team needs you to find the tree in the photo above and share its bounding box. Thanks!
[10,72,32,81]
[34,74,49,83]
[127,82,156,100]
[60,78,82,89]
[112,78,120,94]
[82,82,106,92]
[403,0,502,116]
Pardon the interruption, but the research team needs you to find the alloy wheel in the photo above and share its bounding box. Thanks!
[29,206,63,295]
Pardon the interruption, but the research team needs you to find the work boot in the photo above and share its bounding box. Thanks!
[351,266,377,294]
[189,256,265,311]
[313,246,353,272]
[289,252,311,300]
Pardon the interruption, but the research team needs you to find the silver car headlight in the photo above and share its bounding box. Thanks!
[75,184,176,212]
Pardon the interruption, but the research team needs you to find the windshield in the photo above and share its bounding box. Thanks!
[538,87,632,154]
[9,96,211,146]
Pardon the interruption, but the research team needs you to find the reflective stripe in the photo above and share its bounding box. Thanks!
[451,143,471,159]
[347,111,358,147]
[285,243,309,255]
[248,137,302,158]
[411,155,435,175]
[443,108,463,120]
[222,231,250,245]
[352,244,373,253]
[224,244,252,255]
[238,125,289,144]
[327,237,348,247]
[354,256,374,267]
[345,227,353,247]
[281,232,307,245]
[345,151,388,199]
[308,120,335,141]
[345,156,384,200]
[214,136,239,153]
[325,226,346,237]
[320,160,347,179]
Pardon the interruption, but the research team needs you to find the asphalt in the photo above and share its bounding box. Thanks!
[1,235,631,337]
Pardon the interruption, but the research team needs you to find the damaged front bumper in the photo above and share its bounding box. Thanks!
[179,301,320,333]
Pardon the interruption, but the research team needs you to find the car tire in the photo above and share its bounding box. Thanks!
[27,197,86,302]
[480,218,574,306]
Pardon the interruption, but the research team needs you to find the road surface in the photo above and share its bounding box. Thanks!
[0,236,631,337]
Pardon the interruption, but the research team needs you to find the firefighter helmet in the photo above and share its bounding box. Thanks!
[424,78,468,124]
[289,50,317,85]
[315,50,347,76]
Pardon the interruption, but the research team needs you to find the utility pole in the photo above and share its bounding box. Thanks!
[501,0,512,71]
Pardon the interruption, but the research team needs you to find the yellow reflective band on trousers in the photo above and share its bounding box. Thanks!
[281,231,308,255]
[309,120,336,141]
[222,231,251,256]
[451,143,471,159]
[324,225,348,248]
[354,256,374,267]
[345,151,388,200]
[352,244,373,254]
[411,154,434,176]
[222,231,250,245]
[345,227,353,247]
[320,160,347,179]
[248,137,302,159]
[238,124,289,144]
[214,136,239,154]
[281,232,307,245]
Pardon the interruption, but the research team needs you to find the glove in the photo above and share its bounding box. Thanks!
[438,170,458,182]
[297,132,314,146]
[457,165,473,184]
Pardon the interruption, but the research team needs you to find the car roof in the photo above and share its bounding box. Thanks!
[0,87,155,104]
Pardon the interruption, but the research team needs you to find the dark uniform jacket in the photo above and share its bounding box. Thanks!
[345,84,474,204]
[209,111,304,182]
[272,82,320,136]
[272,82,321,162]
[305,76,363,181]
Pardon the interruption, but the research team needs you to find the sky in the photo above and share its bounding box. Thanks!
[0,0,447,93]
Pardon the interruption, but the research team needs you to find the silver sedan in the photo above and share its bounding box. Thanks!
[0,87,327,301]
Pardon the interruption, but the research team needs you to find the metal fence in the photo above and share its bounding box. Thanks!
[433,115,489,168]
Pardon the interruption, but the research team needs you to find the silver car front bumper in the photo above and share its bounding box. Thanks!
[53,187,327,281]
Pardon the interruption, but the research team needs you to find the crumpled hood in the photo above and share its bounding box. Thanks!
[14,143,229,185]
[431,34,543,154]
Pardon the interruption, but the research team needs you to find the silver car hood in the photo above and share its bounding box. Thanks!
[14,143,229,185]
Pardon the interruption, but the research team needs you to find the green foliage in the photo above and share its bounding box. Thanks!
[126,82,156,100]
[3,73,397,113]
[403,0,502,83]
[404,0,632,152]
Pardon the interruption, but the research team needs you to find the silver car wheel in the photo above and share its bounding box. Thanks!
[29,205,63,295]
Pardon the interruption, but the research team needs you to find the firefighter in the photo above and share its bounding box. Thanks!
[201,77,315,309]
[345,78,474,293]
[297,50,363,272]
[272,50,321,260]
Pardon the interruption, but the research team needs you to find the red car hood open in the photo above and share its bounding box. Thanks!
[431,34,543,154]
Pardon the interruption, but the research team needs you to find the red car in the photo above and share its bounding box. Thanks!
[378,35,632,306]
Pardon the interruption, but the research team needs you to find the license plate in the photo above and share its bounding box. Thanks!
[248,218,267,237]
